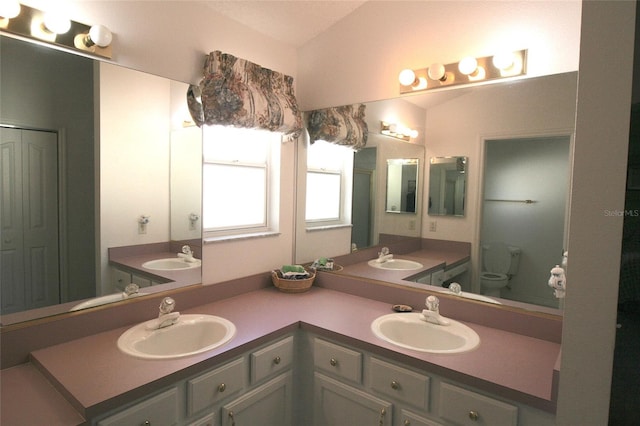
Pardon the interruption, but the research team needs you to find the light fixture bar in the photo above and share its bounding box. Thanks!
[399,49,527,94]
[0,3,112,59]
[380,121,418,141]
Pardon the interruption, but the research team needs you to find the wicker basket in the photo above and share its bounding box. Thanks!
[271,269,316,293]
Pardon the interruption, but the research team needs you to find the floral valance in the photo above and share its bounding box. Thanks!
[307,104,368,150]
[187,51,303,137]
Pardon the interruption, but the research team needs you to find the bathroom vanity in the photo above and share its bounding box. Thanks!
[3,278,561,425]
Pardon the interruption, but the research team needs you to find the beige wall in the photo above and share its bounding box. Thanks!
[298,1,581,109]
[557,2,634,424]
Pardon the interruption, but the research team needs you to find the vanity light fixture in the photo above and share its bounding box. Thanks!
[381,121,418,141]
[43,10,71,34]
[0,3,113,58]
[0,1,20,19]
[399,49,527,94]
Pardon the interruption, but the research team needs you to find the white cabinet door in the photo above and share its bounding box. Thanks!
[221,372,292,426]
[314,373,392,426]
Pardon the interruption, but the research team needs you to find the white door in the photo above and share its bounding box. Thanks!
[1,127,60,314]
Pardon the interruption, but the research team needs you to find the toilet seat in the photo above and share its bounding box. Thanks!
[480,271,508,281]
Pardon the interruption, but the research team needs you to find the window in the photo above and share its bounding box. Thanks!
[203,125,280,238]
[305,140,354,226]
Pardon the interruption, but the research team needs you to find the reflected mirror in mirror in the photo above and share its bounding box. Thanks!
[0,35,203,325]
[386,158,419,213]
[428,156,467,217]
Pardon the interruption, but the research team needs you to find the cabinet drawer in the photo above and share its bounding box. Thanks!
[401,409,444,426]
[251,335,294,383]
[439,383,518,426]
[187,357,246,415]
[97,388,178,426]
[370,357,430,410]
[314,338,362,384]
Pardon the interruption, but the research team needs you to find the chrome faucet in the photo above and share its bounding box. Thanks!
[178,245,197,262]
[376,247,393,263]
[153,297,179,329]
[421,295,450,325]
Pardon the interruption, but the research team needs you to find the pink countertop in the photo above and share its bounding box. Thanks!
[0,363,84,426]
[337,248,469,285]
[25,286,560,423]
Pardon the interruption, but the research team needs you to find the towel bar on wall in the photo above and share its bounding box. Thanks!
[484,199,537,204]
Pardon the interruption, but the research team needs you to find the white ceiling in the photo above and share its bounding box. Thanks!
[204,1,368,47]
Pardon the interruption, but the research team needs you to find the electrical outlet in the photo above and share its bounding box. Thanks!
[429,221,437,232]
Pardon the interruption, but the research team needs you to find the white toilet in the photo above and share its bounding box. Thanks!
[480,242,521,297]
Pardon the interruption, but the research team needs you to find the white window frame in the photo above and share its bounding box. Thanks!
[305,140,353,228]
[202,126,281,241]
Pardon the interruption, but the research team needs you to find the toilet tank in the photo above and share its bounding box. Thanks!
[507,246,521,276]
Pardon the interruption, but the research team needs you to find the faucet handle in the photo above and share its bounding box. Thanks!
[159,297,175,314]
[426,295,439,312]
[182,245,192,255]
[124,283,139,297]
[380,246,390,256]
[448,283,462,295]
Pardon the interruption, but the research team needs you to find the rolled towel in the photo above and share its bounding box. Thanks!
[282,264,305,274]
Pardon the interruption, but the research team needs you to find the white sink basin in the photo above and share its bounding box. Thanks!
[368,258,423,271]
[117,314,236,359]
[371,313,480,354]
[142,258,201,271]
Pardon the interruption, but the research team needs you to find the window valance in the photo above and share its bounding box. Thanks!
[307,104,368,150]
[187,51,303,138]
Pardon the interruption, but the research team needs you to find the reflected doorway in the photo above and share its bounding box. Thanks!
[1,127,60,314]
[352,147,376,250]
[480,135,570,308]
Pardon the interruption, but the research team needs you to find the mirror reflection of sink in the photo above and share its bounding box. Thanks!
[142,258,201,271]
[117,314,236,360]
[441,290,502,305]
[368,258,423,271]
[371,313,480,354]
[69,292,147,311]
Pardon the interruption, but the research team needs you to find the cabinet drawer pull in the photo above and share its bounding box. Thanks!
[403,420,410,426]
[378,407,386,426]
[228,410,236,426]
[390,380,400,390]
[142,421,151,426]
[468,410,479,421]
[330,357,338,367]
[218,383,226,392]
[274,355,281,365]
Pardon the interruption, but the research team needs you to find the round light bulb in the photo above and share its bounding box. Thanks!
[88,25,113,47]
[427,63,446,81]
[43,11,71,34]
[0,1,21,19]
[493,51,515,70]
[458,57,478,75]
[398,69,417,86]
[409,129,419,139]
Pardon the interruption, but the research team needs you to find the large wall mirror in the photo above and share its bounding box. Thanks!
[295,72,577,314]
[386,158,419,213]
[428,156,467,217]
[0,35,202,325]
